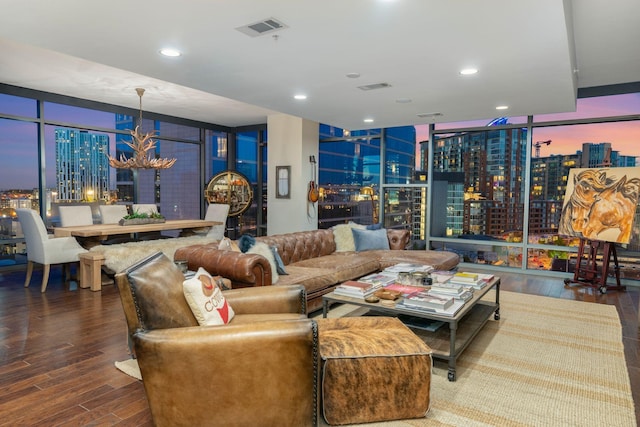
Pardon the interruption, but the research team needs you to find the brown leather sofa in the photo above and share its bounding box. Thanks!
[114,252,319,427]
[175,228,460,313]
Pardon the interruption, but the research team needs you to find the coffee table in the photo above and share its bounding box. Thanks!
[322,276,500,381]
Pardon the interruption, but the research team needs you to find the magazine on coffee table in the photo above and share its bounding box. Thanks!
[383,283,428,296]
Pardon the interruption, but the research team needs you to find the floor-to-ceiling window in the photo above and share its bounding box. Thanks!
[0,94,38,265]
[526,93,640,276]
[317,125,383,228]
[428,121,528,265]
[0,85,237,268]
[425,90,640,279]
[234,128,267,236]
[382,126,420,241]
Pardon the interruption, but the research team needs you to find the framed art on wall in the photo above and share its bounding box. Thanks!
[276,166,290,199]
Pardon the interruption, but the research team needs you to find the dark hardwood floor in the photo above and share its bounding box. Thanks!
[0,266,638,426]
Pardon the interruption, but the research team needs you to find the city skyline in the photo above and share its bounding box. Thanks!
[416,93,640,157]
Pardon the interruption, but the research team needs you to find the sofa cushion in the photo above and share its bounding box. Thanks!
[270,246,288,275]
[275,265,338,295]
[352,228,391,251]
[293,252,380,284]
[258,229,336,264]
[332,223,366,252]
[247,242,279,283]
[218,237,240,252]
[183,267,235,325]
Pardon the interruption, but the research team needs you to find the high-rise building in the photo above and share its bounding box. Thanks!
[55,129,110,201]
[317,125,416,229]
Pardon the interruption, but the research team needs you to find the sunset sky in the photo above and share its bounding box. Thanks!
[415,92,640,158]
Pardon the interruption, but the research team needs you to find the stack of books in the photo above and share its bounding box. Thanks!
[449,272,494,289]
[395,299,465,317]
[358,272,397,287]
[402,290,454,310]
[429,282,463,293]
[428,283,474,302]
[430,270,455,283]
[334,281,382,299]
[383,263,433,274]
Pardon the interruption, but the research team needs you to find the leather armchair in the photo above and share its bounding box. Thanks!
[115,252,319,427]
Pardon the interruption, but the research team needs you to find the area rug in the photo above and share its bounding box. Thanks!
[114,359,141,381]
[116,291,637,426]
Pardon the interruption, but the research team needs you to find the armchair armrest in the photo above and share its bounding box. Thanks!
[174,244,273,287]
[224,284,306,315]
[133,319,318,427]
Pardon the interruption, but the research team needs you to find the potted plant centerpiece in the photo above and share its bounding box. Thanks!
[119,210,166,226]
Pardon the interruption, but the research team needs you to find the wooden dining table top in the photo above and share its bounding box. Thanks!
[53,219,221,238]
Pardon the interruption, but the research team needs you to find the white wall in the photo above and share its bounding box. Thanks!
[267,114,319,235]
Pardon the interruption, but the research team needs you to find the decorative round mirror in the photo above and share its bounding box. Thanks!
[204,170,253,217]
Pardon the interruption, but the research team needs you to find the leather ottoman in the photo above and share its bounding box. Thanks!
[317,316,432,425]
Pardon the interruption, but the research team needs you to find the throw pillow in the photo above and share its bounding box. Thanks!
[366,222,384,230]
[238,234,256,253]
[270,246,288,275]
[217,237,240,252]
[183,267,235,326]
[351,228,390,252]
[247,241,280,284]
[332,223,366,252]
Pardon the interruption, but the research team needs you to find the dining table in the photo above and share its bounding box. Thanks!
[52,219,222,292]
[53,219,220,238]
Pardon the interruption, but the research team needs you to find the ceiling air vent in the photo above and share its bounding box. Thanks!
[236,18,288,37]
[357,82,392,91]
[416,112,443,118]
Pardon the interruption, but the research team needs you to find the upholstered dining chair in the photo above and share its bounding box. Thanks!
[59,205,94,227]
[204,203,230,240]
[115,252,318,427]
[99,204,129,224]
[131,204,167,240]
[98,204,136,245]
[16,208,88,292]
[131,204,158,215]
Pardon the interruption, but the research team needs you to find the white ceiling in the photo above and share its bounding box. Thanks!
[0,0,638,130]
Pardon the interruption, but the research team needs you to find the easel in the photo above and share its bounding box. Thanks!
[563,238,625,294]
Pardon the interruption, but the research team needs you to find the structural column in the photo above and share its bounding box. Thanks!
[267,114,319,235]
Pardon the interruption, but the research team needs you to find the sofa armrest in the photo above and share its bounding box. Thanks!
[224,284,307,315]
[133,319,318,427]
[174,244,273,288]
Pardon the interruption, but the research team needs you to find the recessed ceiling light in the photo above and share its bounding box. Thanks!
[496,105,509,110]
[346,72,361,79]
[459,68,478,75]
[363,118,374,123]
[159,48,181,57]
[395,98,412,104]
[294,94,307,100]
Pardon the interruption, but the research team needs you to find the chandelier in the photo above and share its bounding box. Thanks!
[107,88,177,169]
